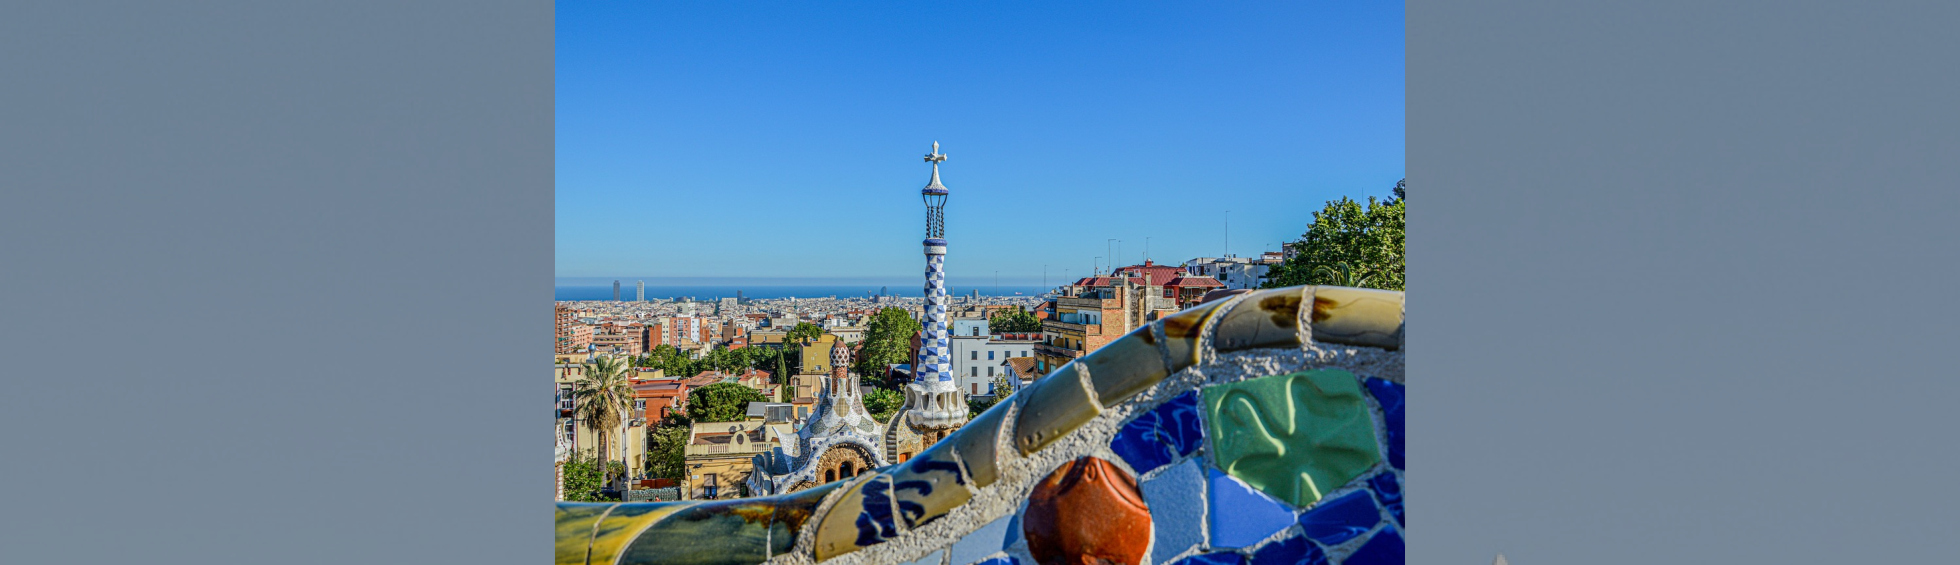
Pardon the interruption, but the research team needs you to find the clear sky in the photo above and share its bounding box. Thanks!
[557,2,1402,286]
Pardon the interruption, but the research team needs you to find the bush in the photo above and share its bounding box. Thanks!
[561,449,625,502]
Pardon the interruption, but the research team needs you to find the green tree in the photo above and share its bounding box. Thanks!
[863,388,903,422]
[857,307,921,387]
[988,309,1042,333]
[642,424,688,480]
[1263,181,1405,291]
[785,322,825,344]
[572,355,635,490]
[562,449,625,502]
[686,382,768,423]
[967,395,998,415]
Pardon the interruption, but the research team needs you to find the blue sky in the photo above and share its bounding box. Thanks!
[557,2,1402,286]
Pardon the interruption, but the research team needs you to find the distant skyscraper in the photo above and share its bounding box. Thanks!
[736,290,744,303]
[613,280,620,301]
[636,280,644,302]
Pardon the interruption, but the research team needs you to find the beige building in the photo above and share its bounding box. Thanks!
[683,418,794,499]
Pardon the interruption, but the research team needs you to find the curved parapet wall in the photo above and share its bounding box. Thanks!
[557,285,1406,565]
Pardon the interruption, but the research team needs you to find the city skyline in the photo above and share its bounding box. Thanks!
[556,2,1403,280]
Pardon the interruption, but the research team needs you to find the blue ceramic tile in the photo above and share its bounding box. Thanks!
[1343,526,1404,565]
[1208,467,1296,549]
[854,475,901,546]
[1363,378,1404,470]
[1174,552,1247,565]
[1109,390,1206,475]
[1142,459,1207,565]
[1247,535,1329,565]
[971,557,1017,565]
[948,515,1014,565]
[1002,512,1022,549]
[1296,491,1380,546]
[1367,472,1402,527]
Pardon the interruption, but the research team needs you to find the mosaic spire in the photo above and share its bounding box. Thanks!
[918,141,950,384]
[908,141,966,430]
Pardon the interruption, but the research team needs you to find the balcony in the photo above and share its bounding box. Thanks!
[1057,296,1116,309]
[1041,320,1101,335]
[1033,342,1079,360]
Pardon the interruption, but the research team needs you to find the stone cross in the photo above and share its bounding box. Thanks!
[924,141,946,164]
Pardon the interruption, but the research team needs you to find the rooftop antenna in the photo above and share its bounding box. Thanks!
[1145,237,1151,262]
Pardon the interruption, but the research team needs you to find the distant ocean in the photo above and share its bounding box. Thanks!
[555,285,1055,302]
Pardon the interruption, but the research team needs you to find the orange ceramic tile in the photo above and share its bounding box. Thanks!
[1022,456,1153,565]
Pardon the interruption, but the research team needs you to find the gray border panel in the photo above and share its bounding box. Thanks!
[1414,0,1960,563]
[0,1,551,563]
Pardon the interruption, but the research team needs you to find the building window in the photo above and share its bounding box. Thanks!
[971,383,978,395]
[987,366,994,376]
[987,351,995,360]
[971,367,978,377]
[971,351,978,360]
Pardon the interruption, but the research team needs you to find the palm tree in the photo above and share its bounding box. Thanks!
[1313,262,1376,288]
[573,354,635,492]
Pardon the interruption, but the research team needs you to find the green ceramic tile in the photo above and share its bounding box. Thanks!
[1306,286,1404,350]
[617,498,778,565]
[1212,287,1309,353]
[590,503,687,565]
[949,396,1011,487]
[1201,369,1380,507]
[1081,327,1169,406]
[1012,362,1101,455]
[555,502,615,565]
[888,439,975,530]
[771,481,844,557]
[1159,298,1231,371]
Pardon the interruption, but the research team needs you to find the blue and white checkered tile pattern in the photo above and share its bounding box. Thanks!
[919,250,953,383]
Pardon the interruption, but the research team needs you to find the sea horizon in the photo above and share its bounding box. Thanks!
[555,283,1057,302]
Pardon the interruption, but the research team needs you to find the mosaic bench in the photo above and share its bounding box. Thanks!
[557,285,1406,565]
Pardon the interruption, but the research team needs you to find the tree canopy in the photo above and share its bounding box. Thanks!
[685,382,768,423]
[863,388,902,422]
[642,423,688,480]
[988,309,1042,333]
[1262,179,1405,291]
[784,322,825,344]
[856,307,921,388]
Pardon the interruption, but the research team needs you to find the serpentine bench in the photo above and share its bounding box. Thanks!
[557,284,1406,565]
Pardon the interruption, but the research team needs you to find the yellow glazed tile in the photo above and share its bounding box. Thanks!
[1159,298,1231,371]
[1080,327,1169,406]
[1307,286,1404,350]
[555,502,617,565]
[888,439,976,530]
[949,396,1011,487]
[813,473,892,561]
[1013,362,1101,455]
[1212,287,1309,352]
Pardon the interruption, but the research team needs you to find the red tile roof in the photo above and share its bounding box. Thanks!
[1165,275,1224,288]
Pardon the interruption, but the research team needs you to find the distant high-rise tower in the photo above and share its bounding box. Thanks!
[613,280,620,301]
[636,280,644,302]
[905,141,967,431]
